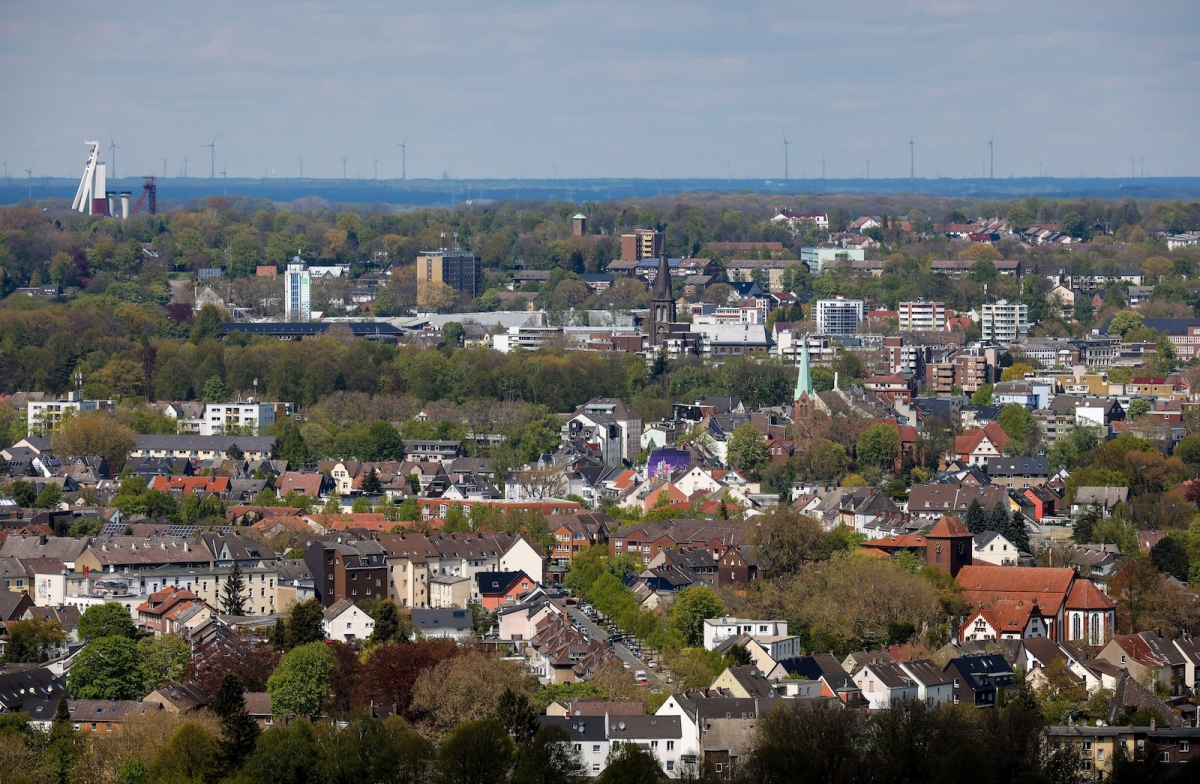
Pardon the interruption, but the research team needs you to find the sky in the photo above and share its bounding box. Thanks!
[2,0,1198,182]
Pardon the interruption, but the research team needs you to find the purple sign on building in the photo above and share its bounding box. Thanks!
[648,447,690,479]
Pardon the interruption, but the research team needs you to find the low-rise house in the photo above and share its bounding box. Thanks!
[1097,632,1188,697]
[25,698,161,733]
[474,570,535,610]
[411,608,474,639]
[852,659,919,710]
[945,654,1014,708]
[953,423,1010,466]
[1071,487,1129,517]
[0,668,65,713]
[136,588,213,636]
[972,530,1020,566]
[986,457,1049,489]
[527,614,613,684]
[703,617,788,651]
[897,659,954,706]
[322,598,376,642]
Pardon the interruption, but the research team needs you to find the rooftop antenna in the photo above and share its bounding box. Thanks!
[342,157,348,180]
[909,138,914,178]
[108,134,120,179]
[298,155,303,178]
[782,134,791,180]
[203,135,217,179]
[158,154,169,178]
[396,140,407,180]
[986,134,994,179]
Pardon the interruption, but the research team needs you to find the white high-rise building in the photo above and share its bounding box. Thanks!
[898,299,946,332]
[814,296,865,335]
[981,299,1029,343]
[285,256,311,322]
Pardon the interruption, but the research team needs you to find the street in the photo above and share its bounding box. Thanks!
[559,602,668,687]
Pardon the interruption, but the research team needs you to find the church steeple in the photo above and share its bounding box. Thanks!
[649,254,676,345]
[794,334,812,400]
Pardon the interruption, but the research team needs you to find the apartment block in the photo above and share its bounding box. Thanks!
[814,297,865,335]
[27,394,117,432]
[981,300,1029,343]
[416,249,482,300]
[200,402,283,436]
[898,300,946,332]
[620,230,664,261]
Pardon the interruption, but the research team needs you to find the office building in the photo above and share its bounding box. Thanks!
[27,394,117,433]
[981,300,1029,343]
[416,249,482,300]
[620,229,664,262]
[814,297,865,336]
[800,247,864,275]
[898,300,946,332]
[285,256,311,322]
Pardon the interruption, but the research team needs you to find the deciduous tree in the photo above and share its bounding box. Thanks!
[266,641,337,717]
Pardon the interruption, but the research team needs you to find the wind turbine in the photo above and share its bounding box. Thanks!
[373,152,379,180]
[396,140,407,180]
[203,135,217,178]
[986,134,994,179]
[909,138,915,178]
[1,162,7,179]
[221,165,227,178]
[183,155,188,177]
[866,160,870,179]
[822,156,826,179]
[298,155,303,178]
[109,134,120,179]
[781,134,791,180]
[342,157,348,180]
[158,155,170,178]
[24,166,32,179]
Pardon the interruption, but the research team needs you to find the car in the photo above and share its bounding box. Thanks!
[623,661,630,669]
[647,661,657,668]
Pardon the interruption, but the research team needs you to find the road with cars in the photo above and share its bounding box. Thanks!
[559,601,668,687]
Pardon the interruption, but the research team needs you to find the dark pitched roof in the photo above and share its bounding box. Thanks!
[986,457,1050,476]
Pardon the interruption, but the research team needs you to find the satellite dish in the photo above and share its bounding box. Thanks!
[618,722,626,730]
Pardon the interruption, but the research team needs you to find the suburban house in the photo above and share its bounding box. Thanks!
[322,598,376,642]
[945,654,1015,707]
[851,659,919,710]
[953,423,1010,466]
[1097,632,1189,697]
[410,608,475,639]
[474,570,535,610]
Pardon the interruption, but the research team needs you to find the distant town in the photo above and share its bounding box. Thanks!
[0,190,1199,782]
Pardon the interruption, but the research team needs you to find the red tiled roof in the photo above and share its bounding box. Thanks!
[958,565,1076,617]
[928,515,972,539]
[1065,578,1116,611]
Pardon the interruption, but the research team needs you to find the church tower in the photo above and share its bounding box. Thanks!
[649,254,676,345]
[792,335,813,426]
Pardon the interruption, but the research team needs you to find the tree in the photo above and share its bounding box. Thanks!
[1109,310,1144,338]
[202,375,227,402]
[78,602,138,640]
[2,616,66,663]
[998,404,1035,442]
[511,724,586,784]
[418,281,461,313]
[856,423,900,470]
[1176,434,1200,464]
[964,499,987,534]
[190,303,228,343]
[370,600,410,644]
[1126,399,1151,420]
[668,585,724,647]
[221,561,248,616]
[284,599,325,649]
[8,480,35,507]
[212,673,260,770]
[266,641,337,717]
[46,695,79,784]
[33,483,62,509]
[443,321,465,347]
[68,635,144,699]
[1060,211,1088,240]
[1000,363,1034,382]
[364,421,405,461]
[1151,536,1189,582]
[49,413,136,466]
[139,634,191,691]
[432,719,515,784]
[240,720,322,784]
[410,650,530,741]
[361,466,383,494]
[597,742,661,784]
[726,424,769,472]
[150,722,221,784]
[352,496,373,513]
[495,687,540,746]
[970,384,994,406]
[279,425,309,468]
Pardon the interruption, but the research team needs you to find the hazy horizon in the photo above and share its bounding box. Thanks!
[3,1,1198,182]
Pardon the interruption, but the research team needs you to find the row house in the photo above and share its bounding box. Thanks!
[377,531,544,609]
[302,535,388,607]
[548,513,612,570]
[542,713,684,778]
[136,588,213,636]
[608,520,751,566]
[527,613,614,684]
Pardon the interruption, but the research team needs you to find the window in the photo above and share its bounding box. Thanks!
[651,741,658,750]
[1163,752,1171,763]
[593,745,601,754]
[1138,740,1146,750]
[666,761,674,772]
[1097,749,1105,761]
[574,744,581,752]
[667,741,674,751]
[593,765,600,773]
[715,763,724,774]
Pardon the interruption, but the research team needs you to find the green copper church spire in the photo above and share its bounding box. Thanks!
[794,334,812,400]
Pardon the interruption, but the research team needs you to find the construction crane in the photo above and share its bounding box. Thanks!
[131,176,157,216]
